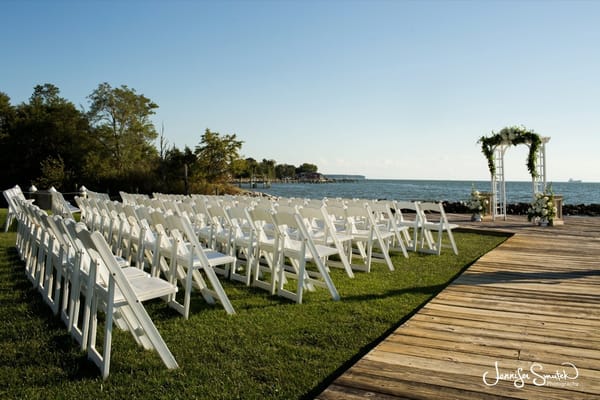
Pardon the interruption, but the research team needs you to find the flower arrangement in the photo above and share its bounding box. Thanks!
[467,186,488,219]
[527,190,557,225]
[478,126,542,178]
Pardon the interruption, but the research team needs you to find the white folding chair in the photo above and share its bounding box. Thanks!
[418,202,459,255]
[369,201,409,258]
[225,205,257,286]
[298,205,354,278]
[166,214,236,317]
[271,208,340,304]
[247,206,280,295]
[344,203,395,272]
[49,187,80,218]
[393,200,423,252]
[87,230,179,379]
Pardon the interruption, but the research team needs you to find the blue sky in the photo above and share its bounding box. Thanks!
[2,0,599,182]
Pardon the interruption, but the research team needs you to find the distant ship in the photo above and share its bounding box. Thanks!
[568,178,582,183]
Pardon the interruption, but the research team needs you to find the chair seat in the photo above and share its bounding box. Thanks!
[422,221,459,230]
[179,244,236,268]
[97,273,177,305]
[283,239,339,260]
[351,228,395,241]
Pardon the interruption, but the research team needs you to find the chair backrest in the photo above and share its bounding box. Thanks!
[248,207,277,242]
[165,214,212,267]
[419,202,447,225]
[226,205,255,239]
[394,200,421,224]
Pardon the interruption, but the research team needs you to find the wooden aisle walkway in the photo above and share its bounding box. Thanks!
[317,216,600,399]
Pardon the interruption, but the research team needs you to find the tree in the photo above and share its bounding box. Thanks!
[3,84,91,190]
[86,82,159,180]
[0,92,15,150]
[194,129,243,183]
[275,163,296,180]
[296,162,318,175]
[258,159,276,180]
[159,146,196,194]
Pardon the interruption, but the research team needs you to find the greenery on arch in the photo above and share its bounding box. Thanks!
[478,126,542,178]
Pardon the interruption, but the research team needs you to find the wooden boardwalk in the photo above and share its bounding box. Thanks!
[317,215,600,399]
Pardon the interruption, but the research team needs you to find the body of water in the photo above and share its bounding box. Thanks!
[248,179,600,205]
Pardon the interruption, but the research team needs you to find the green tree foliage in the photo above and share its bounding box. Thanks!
[159,146,196,194]
[258,159,276,180]
[0,92,15,141]
[296,162,318,174]
[86,82,159,187]
[2,84,91,190]
[275,163,296,180]
[194,129,243,183]
[35,155,66,190]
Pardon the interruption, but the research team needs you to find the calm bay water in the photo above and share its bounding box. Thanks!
[249,179,600,205]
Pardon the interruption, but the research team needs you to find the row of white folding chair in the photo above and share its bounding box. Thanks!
[390,200,458,255]
[119,191,149,206]
[72,199,203,318]
[119,194,457,258]
[11,200,179,379]
[254,198,410,270]
[226,199,399,275]
[97,205,238,317]
[139,209,237,316]
[180,202,345,303]
[238,206,341,303]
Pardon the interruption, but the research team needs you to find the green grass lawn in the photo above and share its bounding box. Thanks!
[0,209,507,399]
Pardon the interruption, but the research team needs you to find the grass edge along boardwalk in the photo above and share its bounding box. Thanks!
[317,215,600,400]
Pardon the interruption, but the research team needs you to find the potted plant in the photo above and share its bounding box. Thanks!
[467,186,488,222]
[527,189,557,226]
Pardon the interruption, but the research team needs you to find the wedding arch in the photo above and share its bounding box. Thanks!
[478,126,550,221]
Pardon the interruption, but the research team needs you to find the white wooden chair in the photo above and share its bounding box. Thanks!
[225,205,257,286]
[368,201,409,258]
[344,203,395,272]
[393,200,423,252]
[298,204,354,278]
[62,220,152,348]
[247,206,280,295]
[271,208,340,304]
[418,202,459,255]
[3,185,32,232]
[165,214,236,317]
[87,230,179,379]
[49,187,80,218]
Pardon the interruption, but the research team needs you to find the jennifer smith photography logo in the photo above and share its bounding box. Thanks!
[482,361,579,388]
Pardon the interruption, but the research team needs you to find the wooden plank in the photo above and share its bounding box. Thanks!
[396,319,600,351]
[409,313,600,343]
[441,284,600,306]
